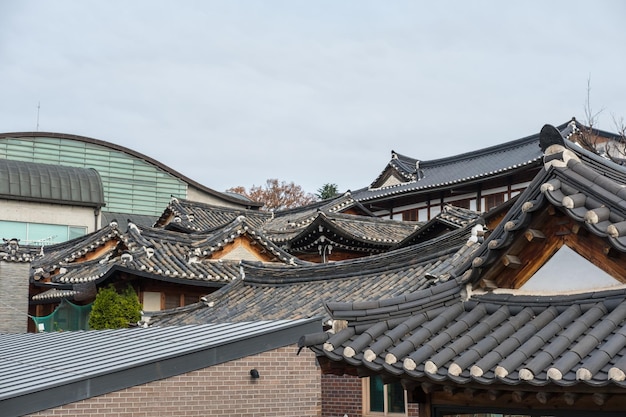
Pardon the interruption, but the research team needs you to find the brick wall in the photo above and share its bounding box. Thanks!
[321,373,362,417]
[321,373,421,417]
[28,344,321,417]
[0,261,30,333]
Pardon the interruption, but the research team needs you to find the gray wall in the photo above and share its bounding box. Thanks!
[0,261,30,333]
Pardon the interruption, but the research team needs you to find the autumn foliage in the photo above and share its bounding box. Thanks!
[227,179,317,211]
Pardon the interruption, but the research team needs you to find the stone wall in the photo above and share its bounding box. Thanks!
[0,261,30,333]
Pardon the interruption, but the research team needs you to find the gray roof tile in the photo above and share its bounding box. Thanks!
[300,125,626,393]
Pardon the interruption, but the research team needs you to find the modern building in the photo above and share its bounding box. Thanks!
[0,131,261,245]
[0,318,321,417]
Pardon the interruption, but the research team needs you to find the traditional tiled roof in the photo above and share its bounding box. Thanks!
[265,193,375,231]
[153,193,407,259]
[264,211,420,255]
[353,121,579,203]
[156,193,374,234]
[145,224,480,326]
[0,238,42,263]
[30,219,300,302]
[31,222,124,279]
[299,125,626,394]
[394,205,482,249]
[302,282,626,389]
[186,216,300,265]
[156,197,271,232]
[460,125,626,285]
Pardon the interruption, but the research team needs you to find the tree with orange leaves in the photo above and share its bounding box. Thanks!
[227,179,317,211]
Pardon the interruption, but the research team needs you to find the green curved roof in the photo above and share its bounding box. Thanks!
[0,159,104,207]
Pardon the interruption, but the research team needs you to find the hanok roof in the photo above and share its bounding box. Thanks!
[352,120,600,204]
[145,223,480,327]
[0,238,42,263]
[0,158,105,207]
[30,218,299,302]
[263,211,420,256]
[156,192,374,233]
[394,204,483,249]
[299,125,626,398]
[155,197,272,232]
[154,193,415,260]
[0,318,320,417]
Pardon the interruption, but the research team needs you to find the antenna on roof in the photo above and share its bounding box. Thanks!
[36,101,40,131]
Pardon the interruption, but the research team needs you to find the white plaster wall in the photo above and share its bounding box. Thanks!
[186,185,257,209]
[0,199,100,233]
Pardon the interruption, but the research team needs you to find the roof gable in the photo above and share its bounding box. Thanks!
[464,125,626,292]
[520,245,622,292]
[298,124,626,402]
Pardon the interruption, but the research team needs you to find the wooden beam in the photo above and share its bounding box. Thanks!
[537,391,551,404]
[524,228,546,241]
[563,392,579,406]
[593,393,609,406]
[421,382,436,394]
[502,254,522,269]
[487,390,501,401]
[512,391,527,403]
[463,388,476,400]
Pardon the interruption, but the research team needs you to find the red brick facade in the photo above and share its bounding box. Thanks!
[321,373,420,417]
[321,373,363,417]
[28,345,321,417]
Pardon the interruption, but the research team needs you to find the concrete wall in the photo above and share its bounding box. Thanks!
[27,344,321,417]
[187,185,257,210]
[0,261,30,333]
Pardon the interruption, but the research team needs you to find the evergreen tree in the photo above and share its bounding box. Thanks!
[88,284,142,330]
[316,183,339,200]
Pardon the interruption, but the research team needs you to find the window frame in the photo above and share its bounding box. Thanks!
[362,376,407,416]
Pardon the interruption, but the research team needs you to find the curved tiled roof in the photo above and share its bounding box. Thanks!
[0,158,104,207]
[156,197,271,232]
[187,216,300,265]
[459,133,626,285]
[155,193,404,259]
[0,238,41,263]
[303,283,626,389]
[394,205,482,249]
[355,121,589,203]
[145,226,479,326]
[299,125,626,395]
[264,211,420,255]
[30,220,299,302]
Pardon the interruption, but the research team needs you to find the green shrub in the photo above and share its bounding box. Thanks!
[88,284,142,330]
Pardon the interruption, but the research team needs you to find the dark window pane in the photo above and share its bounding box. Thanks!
[184,295,199,306]
[369,376,384,412]
[164,293,180,309]
[387,381,405,412]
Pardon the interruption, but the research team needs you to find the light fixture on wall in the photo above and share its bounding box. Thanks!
[250,369,260,379]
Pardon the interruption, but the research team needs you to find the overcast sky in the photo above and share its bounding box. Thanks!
[1,1,625,195]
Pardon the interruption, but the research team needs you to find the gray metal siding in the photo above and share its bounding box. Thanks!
[0,318,321,417]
